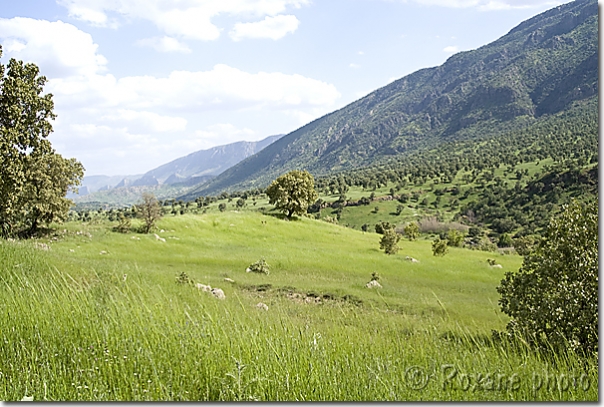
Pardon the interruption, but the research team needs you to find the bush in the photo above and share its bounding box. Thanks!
[432,238,448,256]
[497,200,598,354]
[113,212,131,234]
[403,222,420,240]
[218,203,227,212]
[375,221,394,235]
[446,229,464,247]
[380,229,401,255]
[246,258,270,275]
[513,235,536,256]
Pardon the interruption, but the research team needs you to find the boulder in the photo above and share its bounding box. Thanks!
[365,280,382,289]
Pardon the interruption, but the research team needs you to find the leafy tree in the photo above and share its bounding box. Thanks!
[432,238,448,256]
[380,228,401,255]
[218,203,227,212]
[497,200,598,354]
[0,49,82,236]
[403,222,419,240]
[137,193,162,234]
[18,152,84,235]
[446,229,465,247]
[236,198,245,208]
[513,235,536,256]
[266,170,318,219]
[375,221,394,235]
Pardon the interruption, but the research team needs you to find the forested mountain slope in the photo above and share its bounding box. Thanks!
[185,0,597,197]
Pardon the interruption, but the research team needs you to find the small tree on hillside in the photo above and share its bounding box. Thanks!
[403,222,420,240]
[137,192,162,234]
[266,170,318,219]
[432,238,448,256]
[218,203,227,212]
[497,200,598,353]
[380,228,401,255]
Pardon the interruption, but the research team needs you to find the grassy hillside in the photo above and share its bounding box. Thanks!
[1,211,597,400]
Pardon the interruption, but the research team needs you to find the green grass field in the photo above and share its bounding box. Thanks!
[0,211,597,401]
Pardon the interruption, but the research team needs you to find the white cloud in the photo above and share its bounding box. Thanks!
[443,45,459,53]
[1,15,339,175]
[135,36,191,53]
[57,0,309,41]
[349,63,360,69]
[102,109,188,133]
[405,0,564,10]
[0,17,106,78]
[230,14,300,41]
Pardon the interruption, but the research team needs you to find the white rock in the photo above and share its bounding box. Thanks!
[224,278,235,283]
[153,233,166,242]
[491,264,503,268]
[256,302,269,311]
[211,288,226,300]
[365,280,382,289]
[196,283,212,292]
[99,250,107,255]
[405,256,419,263]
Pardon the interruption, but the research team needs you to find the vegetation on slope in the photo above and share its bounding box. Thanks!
[1,211,597,401]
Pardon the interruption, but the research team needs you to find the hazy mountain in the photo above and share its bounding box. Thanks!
[184,0,597,198]
[72,134,284,205]
[130,134,284,187]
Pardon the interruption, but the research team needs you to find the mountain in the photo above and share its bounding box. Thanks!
[72,134,284,206]
[78,174,143,194]
[130,134,284,187]
[184,0,597,198]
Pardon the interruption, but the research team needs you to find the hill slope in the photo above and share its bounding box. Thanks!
[186,0,597,197]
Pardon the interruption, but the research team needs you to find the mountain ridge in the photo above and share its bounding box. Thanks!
[183,0,597,198]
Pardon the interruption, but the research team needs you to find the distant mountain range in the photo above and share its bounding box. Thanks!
[180,0,597,199]
[73,134,283,200]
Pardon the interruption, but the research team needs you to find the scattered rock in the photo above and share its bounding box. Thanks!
[405,256,420,263]
[365,280,382,289]
[153,233,166,243]
[160,229,165,233]
[491,264,503,268]
[256,302,269,311]
[211,288,226,300]
[99,250,108,255]
[196,283,212,292]
[131,236,140,240]
[224,278,235,283]
[69,249,75,253]
[245,267,251,273]
[34,243,50,251]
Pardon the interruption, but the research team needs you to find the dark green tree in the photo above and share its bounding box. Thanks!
[380,228,401,255]
[497,200,598,353]
[0,48,83,236]
[266,170,318,219]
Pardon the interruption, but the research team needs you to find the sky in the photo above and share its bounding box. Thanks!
[0,0,573,176]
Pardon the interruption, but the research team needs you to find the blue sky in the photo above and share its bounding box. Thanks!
[0,0,571,176]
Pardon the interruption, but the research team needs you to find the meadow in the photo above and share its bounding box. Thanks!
[0,210,597,401]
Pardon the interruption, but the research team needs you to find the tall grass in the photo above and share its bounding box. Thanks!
[0,216,597,401]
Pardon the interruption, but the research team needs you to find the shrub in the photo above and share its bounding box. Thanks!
[218,203,227,212]
[403,222,420,240]
[432,238,448,256]
[246,258,270,275]
[113,212,131,234]
[380,229,401,255]
[446,229,465,247]
[513,235,536,256]
[375,221,394,235]
[497,200,598,354]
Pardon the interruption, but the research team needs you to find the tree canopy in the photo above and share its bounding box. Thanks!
[0,47,83,237]
[266,170,318,219]
[497,199,598,354]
